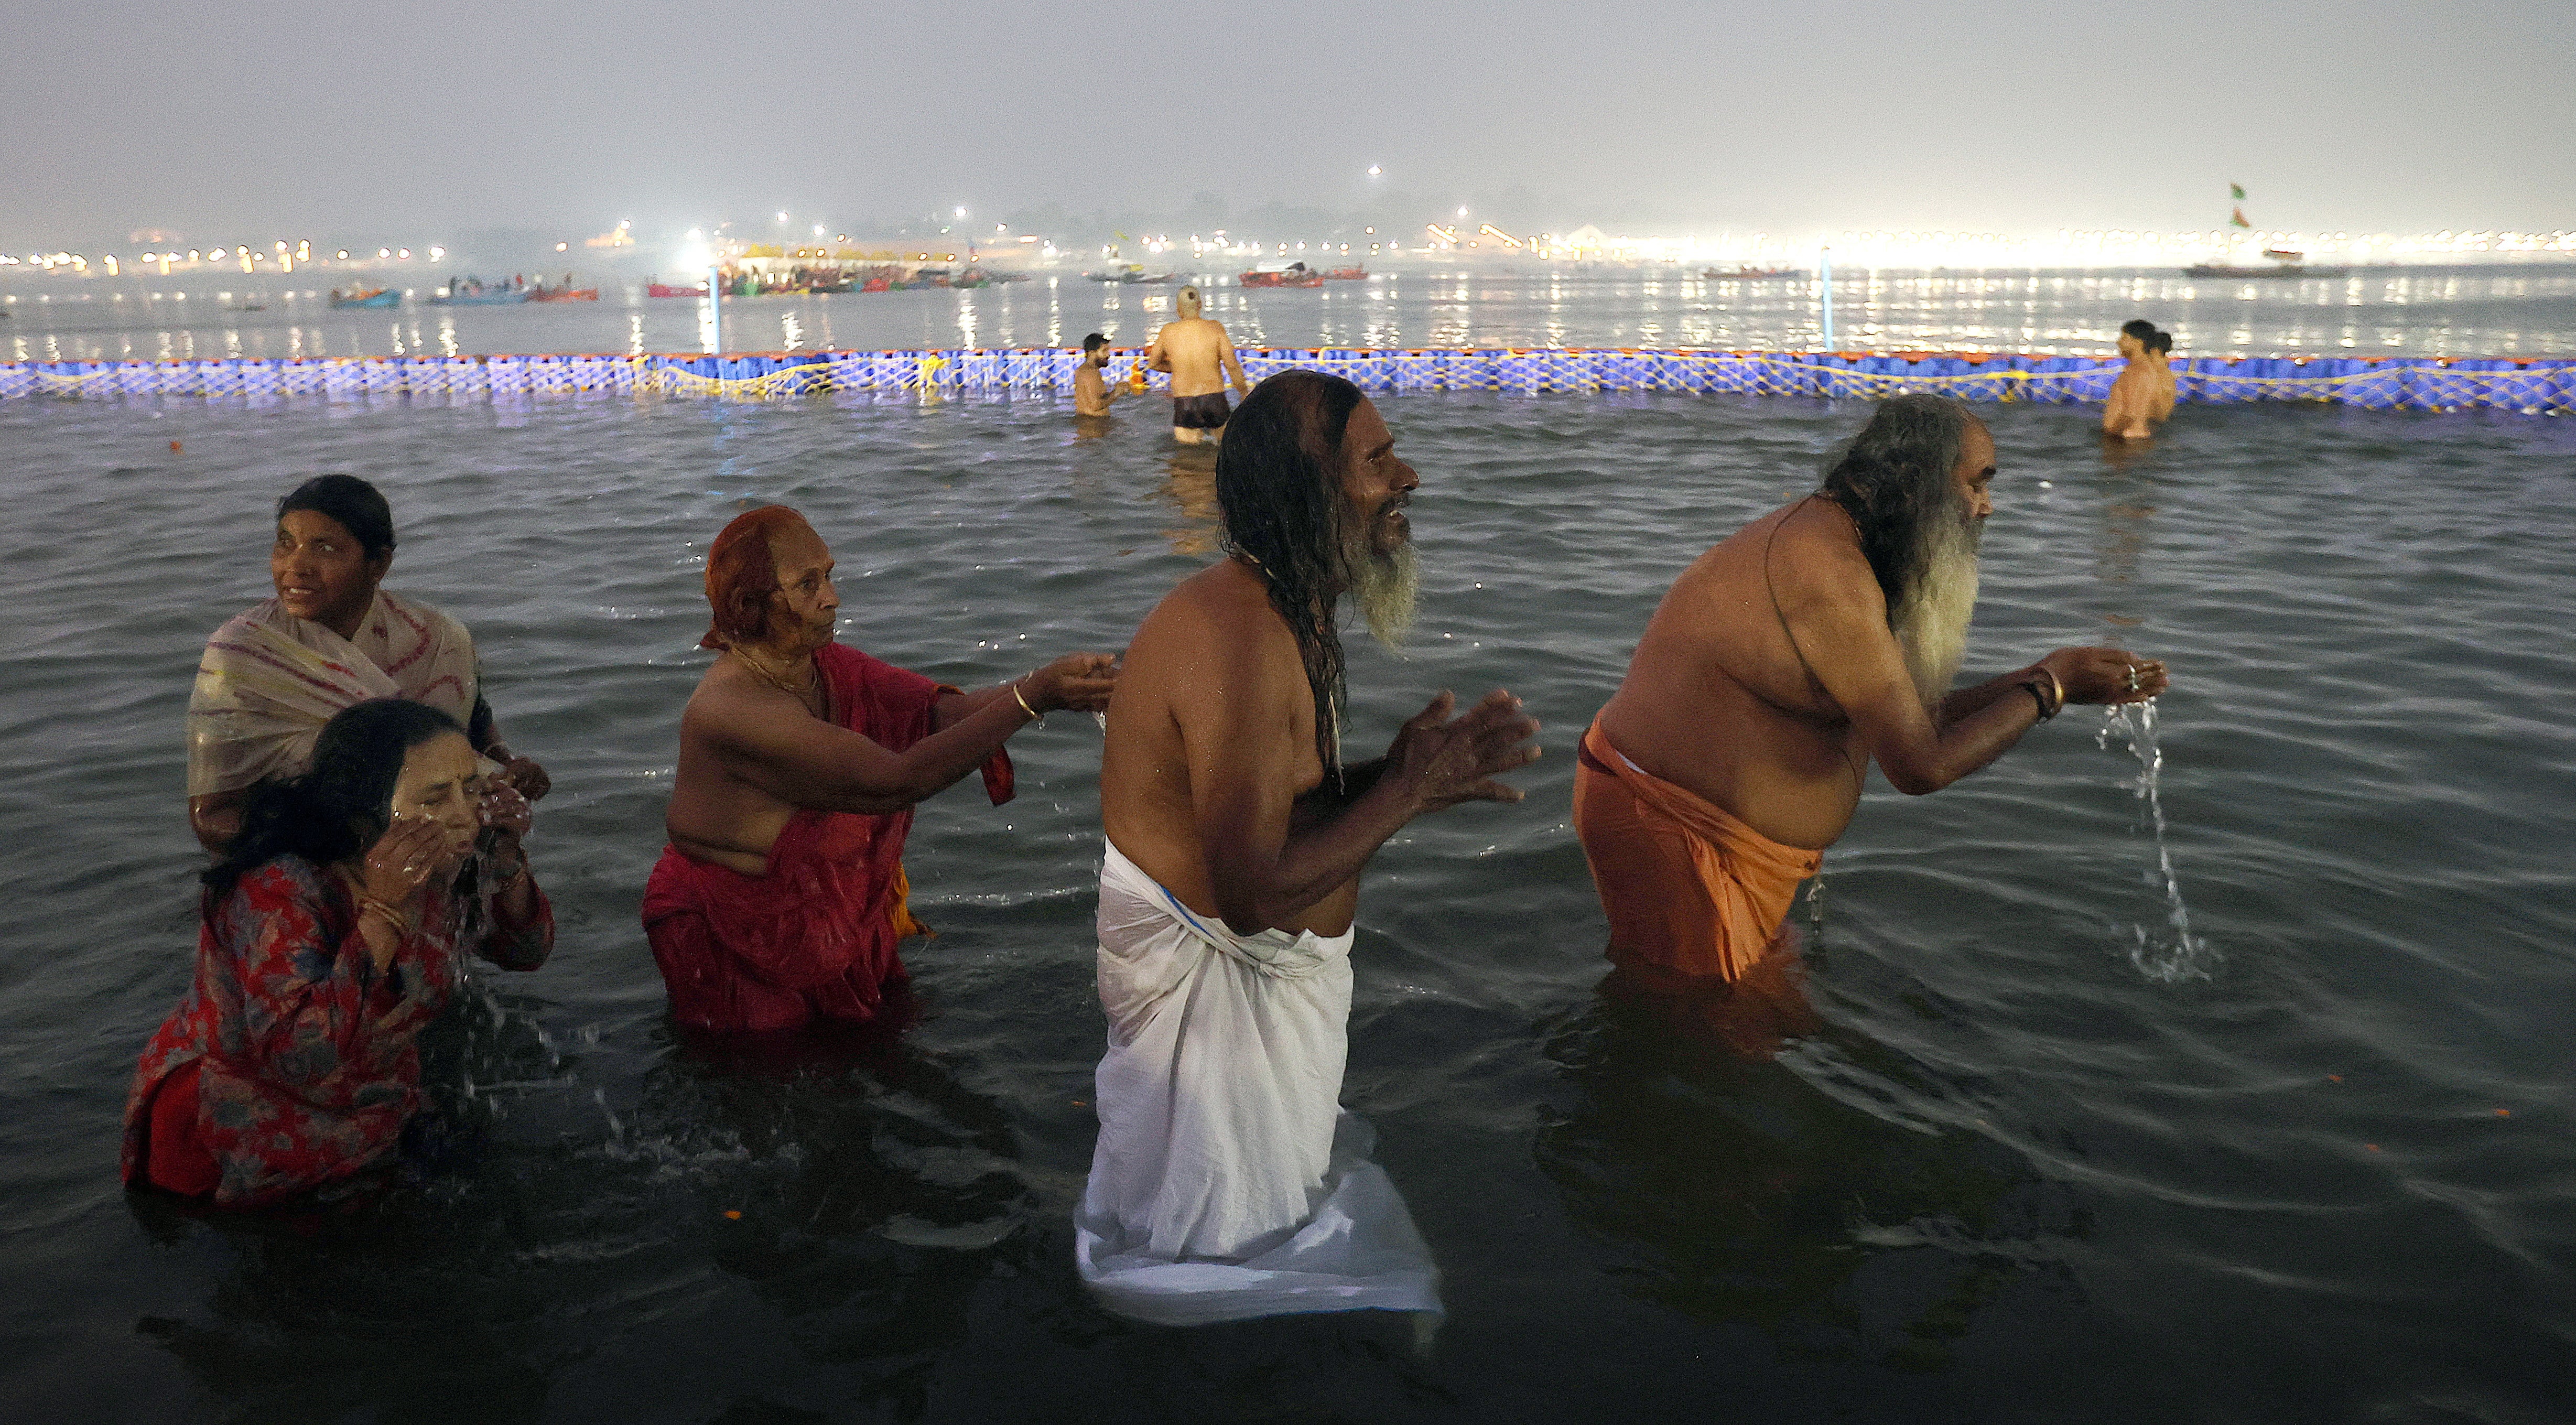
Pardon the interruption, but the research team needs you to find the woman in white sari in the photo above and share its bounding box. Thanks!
[187,475,549,852]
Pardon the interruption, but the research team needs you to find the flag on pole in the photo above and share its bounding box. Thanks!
[2230,207,2251,229]
[2230,183,2246,201]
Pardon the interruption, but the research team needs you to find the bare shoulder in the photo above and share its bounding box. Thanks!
[1751,500,1882,628]
[1134,562,1291,668]
[679,658,782,750]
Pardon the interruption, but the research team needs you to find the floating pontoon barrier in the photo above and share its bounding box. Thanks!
[1,349,2567,414]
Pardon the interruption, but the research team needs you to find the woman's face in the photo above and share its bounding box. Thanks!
[384,731,484,861]
[272,510,388,631]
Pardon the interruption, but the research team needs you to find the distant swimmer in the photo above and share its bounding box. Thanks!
[1144,286,1251,444]
[1580,394,2170,986]
[645,505,1117,1035]
[2103,319,2177,440]
[1073,332,1122,417]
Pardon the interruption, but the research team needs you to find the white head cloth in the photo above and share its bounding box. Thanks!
[1075,838,1441,1325]
[186,590,479,798]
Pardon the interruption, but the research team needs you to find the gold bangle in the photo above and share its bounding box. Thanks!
[359,896,412,938]
[1011,677,1040,720]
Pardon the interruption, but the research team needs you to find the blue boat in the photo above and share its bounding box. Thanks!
[329,287,401,310]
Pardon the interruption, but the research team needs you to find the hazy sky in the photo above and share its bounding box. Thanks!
[2,0,2567,248]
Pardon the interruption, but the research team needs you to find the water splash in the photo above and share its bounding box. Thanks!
[2097,698,2218,983]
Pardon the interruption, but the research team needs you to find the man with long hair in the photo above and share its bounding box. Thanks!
[1143,285,1250,442]
[1079,371,1540,1323]
[645,505,1117,1035]
[1580,394,2171,987]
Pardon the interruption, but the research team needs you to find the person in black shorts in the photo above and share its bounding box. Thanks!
[1145,286,1251,444]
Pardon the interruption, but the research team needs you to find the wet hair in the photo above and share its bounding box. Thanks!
[1216,370,1368,782]
[204,699,464,902]
[277,474,396,562]
[2120,319,2158,343]
[1818,394,1977,622]
[1083,332,1109,354]
[700,505,815,650]
[2147,330,2173,355]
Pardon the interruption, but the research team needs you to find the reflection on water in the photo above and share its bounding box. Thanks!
[13,264,2573,364]
[1534,983,2068,1372]
[1156,444,1221,556]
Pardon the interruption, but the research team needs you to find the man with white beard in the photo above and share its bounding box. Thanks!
[1080,370,1541,1323]
[1577,394,2170,988]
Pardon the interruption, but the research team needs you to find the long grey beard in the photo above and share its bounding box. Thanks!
[1890,513,1981,710]
[1344,533,1421,651]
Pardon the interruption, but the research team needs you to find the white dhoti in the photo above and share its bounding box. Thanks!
[1075,840,1441,1326]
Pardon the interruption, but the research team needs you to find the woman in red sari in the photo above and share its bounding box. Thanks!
[124,699,554,1207]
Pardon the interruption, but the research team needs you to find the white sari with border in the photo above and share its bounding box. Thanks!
[187,591,479,798]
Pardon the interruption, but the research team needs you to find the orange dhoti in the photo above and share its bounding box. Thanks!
[1572,719,1823,982]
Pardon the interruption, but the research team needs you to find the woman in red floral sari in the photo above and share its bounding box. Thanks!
[124,699,553,1207]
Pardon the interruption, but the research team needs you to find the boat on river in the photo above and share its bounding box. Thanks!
[2185,248,2347,279]
[1702,265,1800,279]
[2184,188,2346,278]
[645,278,708,298]
[528,282,599,302]
[1085,264,1175,284]
[1240,262,1324,288]
[1325,265,1368,280]
[429,279,531,306]
[328,287,399,310]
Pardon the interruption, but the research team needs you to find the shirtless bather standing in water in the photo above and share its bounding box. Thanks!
[1144,286,1251,444]
[1073,333,1122,418]
[2104,319,2177,440]
[1578,394,2171,987]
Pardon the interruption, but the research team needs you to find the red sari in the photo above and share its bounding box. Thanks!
[122,855,553,1206]
[642,641,1013,1034]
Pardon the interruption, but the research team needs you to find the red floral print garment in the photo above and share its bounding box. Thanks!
[121,854,551,1206]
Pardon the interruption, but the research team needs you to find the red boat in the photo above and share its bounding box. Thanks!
[528,285,599,302]
[1240,262,1324,288]
[647,279,708,298]
[1325,265,1368,280]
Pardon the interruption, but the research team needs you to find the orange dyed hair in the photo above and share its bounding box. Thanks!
[700,505,814,650]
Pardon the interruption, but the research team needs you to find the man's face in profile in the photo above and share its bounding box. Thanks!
[1333,398,1421,646]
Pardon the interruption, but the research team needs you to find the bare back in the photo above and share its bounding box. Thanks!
[1147,317,1246,400]
[2104,358,2167,439]
[1100,559,1356,936]
[1595,500,1881,849]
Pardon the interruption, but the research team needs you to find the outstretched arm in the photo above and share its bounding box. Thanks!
[1787,546,2169,792]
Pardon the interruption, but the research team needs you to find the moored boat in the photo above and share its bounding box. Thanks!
[429,278,531,306]
[1240,262,1324,288]
[528,284,599,302]
[645,278,709,298]
[328,287,399,310]
[2183,262,2347,279]
[1702,265,1799,279]
[1325,265,1368,280]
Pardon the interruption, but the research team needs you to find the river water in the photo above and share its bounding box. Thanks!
[2,375,2572,1421]
[7,262,2576,366]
